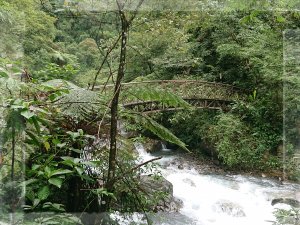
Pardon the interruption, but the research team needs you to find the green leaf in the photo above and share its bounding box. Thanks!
[21,109,35,119]
[22,205,33,211]
[31,117,41,134]
[20,178,38,187]
[48,178,63,188]
[52,138,60,145]
[61,156,76,167]
[50,203,66,212]
[253,89,257,100]
[49,93,57,101]
[276,15,286,23]
[38,186,50,201]
[61,156,81,164]
[61,160,74,167]
[44,141,51,151]
[0,71,8,78]
[67,131,80,141]
[32,164,41,170]
[75,166,84,175]
[49,169,73,177]
[42,202,65,212]
[25,130,41,146]
[37,116,53,126]
[33,198,41,207]
[44,166,51,176]
[61,156,75,162]
[92,188,117,201]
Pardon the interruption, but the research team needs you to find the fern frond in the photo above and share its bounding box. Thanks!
[56,89,109,122]
[121,86,191,109]
[122,110,189,152]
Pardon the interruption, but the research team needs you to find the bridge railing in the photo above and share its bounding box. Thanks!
[94,80,244,104]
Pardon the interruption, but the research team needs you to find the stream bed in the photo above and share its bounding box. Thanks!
[130,143,300,225]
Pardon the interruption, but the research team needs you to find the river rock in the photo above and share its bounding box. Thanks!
[213,200,246,217]
[199,142,218,159]
[183,178,196,187]
[143,139,162,153]
[271,198,300,208]
[139,175,183,212]
[178,164,184,170]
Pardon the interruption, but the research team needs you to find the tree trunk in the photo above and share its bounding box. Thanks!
[104,9,128,211]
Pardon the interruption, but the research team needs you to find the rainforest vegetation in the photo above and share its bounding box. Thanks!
[1,0,300,224]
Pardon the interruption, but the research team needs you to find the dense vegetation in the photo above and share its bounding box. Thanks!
[1,0,300,224]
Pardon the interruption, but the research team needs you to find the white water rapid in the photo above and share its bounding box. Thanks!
[134,143,300,225]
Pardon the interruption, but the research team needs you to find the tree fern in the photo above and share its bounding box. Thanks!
[55,88,109,122]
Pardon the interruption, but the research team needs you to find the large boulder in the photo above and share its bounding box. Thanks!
[143,139,162,153]
[139,175,183,212]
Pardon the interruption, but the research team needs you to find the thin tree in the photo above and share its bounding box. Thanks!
[104,0,145,210]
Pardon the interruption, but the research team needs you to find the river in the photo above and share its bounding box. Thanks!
[128,143,300,225]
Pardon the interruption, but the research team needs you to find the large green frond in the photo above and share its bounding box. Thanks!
[122,111,189,152]
[122,86,191,109]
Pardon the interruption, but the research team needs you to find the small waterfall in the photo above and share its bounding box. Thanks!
[161,142,171,152]
[134,142,155,163]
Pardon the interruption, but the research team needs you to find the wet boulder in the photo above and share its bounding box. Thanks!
[139,175,183,212]
[271,198,300,208]
[143,139,162,153]
[183,178,196,187]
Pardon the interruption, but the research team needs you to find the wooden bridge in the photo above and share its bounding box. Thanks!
[93,80,245,113]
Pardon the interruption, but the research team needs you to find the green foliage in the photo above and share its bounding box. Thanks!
[126,12,197,81]
[206,113,280,170]
[165,110,219,149]
[23,213,83,225]
[77,38,100,68]
[273,207,300,225]
[0,2,25,59]
[33,63,79,81]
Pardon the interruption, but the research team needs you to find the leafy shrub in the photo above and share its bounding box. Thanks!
[206,113,277,170]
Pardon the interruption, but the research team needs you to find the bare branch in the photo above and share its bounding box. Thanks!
[91,33,122,90]
[108,156,162,188]
[128,0,146,24]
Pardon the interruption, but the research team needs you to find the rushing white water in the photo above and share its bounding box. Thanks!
[135,142,300,225]
[161,142,172,152]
